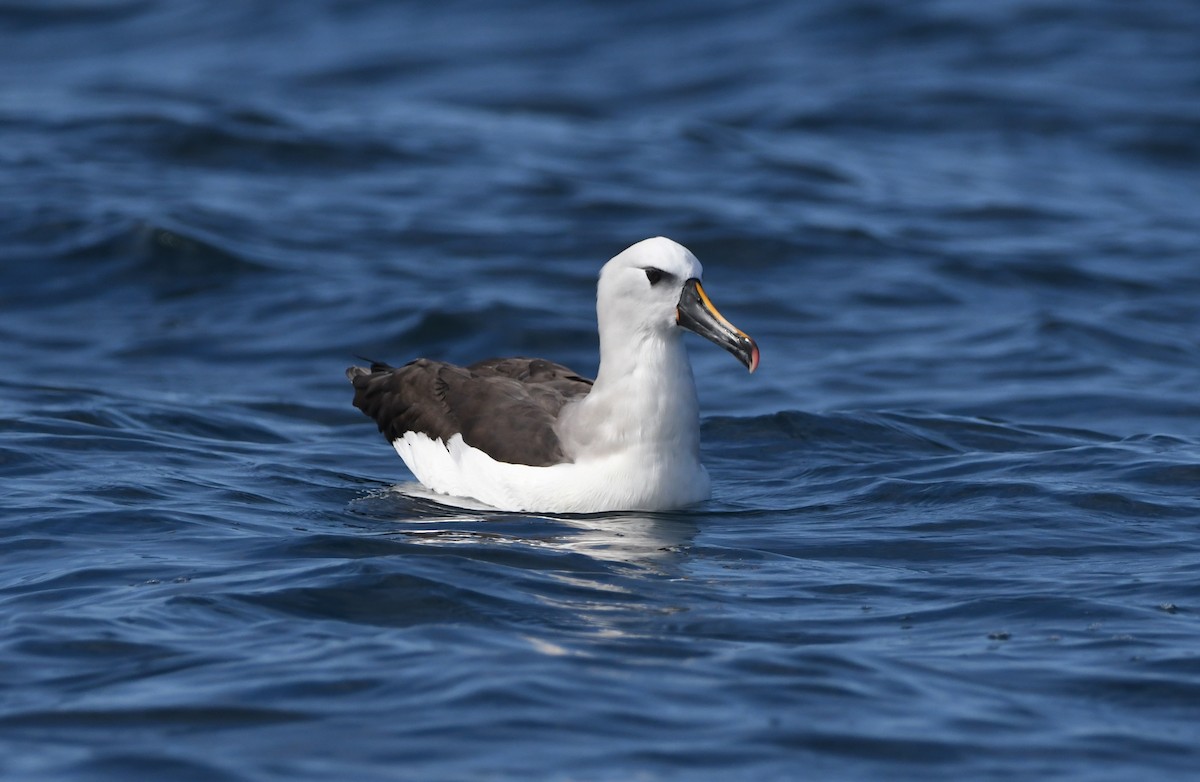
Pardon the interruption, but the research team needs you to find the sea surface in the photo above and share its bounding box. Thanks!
[3,1,1200,780]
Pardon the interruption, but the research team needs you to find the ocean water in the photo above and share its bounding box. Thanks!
[3,1,1200,779]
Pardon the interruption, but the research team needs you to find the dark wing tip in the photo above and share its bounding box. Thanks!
[347,356,395,383]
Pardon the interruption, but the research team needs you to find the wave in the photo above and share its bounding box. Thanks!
[1,215,273,307]
[704,408,1200,518]
[60,104,419,172]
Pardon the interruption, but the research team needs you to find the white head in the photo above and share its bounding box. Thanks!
[597,237,704,335]
[595,237,759,372]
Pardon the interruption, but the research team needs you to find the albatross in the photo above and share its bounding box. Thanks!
[347,237,758,513]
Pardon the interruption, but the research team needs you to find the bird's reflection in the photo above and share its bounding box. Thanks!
[356,483,700,569]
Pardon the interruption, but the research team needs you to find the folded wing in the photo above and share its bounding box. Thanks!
[347,358,593,467]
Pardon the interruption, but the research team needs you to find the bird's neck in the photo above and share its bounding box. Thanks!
[560,328,701,459]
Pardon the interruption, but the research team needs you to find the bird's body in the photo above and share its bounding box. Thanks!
[348,237,758,513]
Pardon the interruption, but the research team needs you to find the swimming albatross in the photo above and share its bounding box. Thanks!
[347,237,758,513]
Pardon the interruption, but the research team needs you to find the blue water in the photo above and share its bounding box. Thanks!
[3,1,1200,779]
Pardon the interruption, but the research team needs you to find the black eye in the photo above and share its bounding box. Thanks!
[645,268,665,286]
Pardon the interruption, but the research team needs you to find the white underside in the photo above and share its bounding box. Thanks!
[391,431,711,513]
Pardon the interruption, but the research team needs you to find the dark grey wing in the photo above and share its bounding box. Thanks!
[467,357,593,401]
[347,357,593,467]
[347,359,463,445]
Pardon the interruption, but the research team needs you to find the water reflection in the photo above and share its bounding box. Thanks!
[353,483,700,568]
